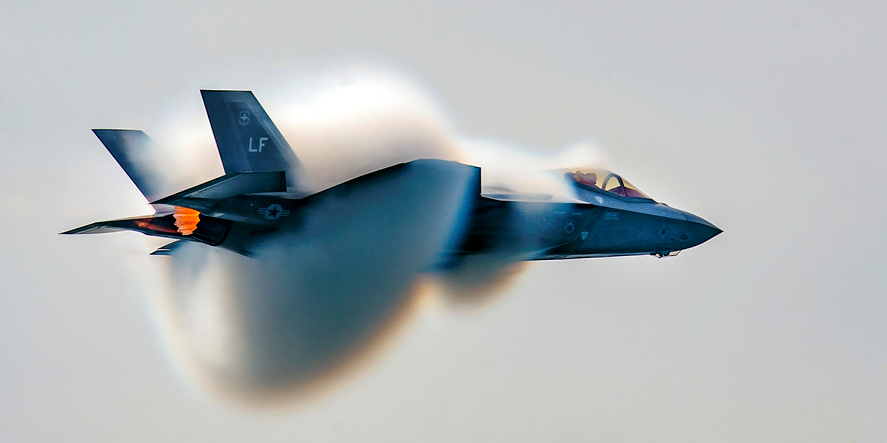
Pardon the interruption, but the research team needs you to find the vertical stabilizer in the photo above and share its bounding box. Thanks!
[92,129,176,211]
[201,90,302,190]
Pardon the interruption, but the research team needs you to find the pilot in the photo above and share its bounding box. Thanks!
[572,171,597,188]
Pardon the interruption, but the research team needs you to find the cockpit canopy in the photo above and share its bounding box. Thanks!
[564,168,651,199]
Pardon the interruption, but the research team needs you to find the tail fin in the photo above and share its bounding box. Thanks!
[92,129,176,211]
[201,90,302,189]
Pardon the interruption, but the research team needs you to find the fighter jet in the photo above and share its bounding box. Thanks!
[63,90,721,263]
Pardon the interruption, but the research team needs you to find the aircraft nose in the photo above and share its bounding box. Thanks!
[680,211,722,246]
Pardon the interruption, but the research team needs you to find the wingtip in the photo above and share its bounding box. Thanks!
[60,224,94,235]
[61,224,86,235]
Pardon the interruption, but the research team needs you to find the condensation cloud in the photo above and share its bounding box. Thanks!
[119,67,611,404]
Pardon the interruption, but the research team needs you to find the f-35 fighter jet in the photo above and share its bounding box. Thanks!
[63,90,721,264]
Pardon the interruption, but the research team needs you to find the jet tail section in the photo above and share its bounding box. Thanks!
[201,90,302,190]
[92,129,177,212]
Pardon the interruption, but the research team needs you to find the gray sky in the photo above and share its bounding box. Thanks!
[2,1,886,442]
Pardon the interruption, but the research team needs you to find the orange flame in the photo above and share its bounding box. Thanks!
[173,207,200,235]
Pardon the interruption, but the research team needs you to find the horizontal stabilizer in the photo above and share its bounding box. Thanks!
[62,214,181,237]
[151,171,286,208]
[62,213,232,247]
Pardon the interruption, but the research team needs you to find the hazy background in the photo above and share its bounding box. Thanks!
[2,1,885,442]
